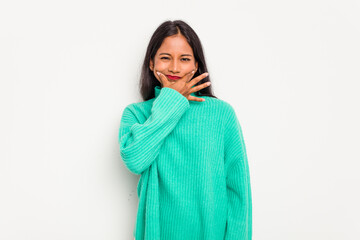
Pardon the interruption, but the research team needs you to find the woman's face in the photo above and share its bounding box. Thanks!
[150,33,198,85]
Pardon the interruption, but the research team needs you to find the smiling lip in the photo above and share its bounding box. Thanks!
[166,75,181,80]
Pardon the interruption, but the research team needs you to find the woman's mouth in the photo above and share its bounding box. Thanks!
[166,75,181,80]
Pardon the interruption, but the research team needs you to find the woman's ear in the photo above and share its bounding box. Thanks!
[149,59,154,71]
[195,61,198,71]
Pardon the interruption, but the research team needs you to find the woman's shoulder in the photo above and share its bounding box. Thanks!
[124,99,152,110]
[122,96,235,119]
[202,96,235,112]
[121,99,154,119]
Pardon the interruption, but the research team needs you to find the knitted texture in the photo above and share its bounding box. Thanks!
[118,86,252,240]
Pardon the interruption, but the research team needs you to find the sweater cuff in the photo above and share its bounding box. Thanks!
[151,87,190,123]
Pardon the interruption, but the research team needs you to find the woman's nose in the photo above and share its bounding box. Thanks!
[168,60,180,73]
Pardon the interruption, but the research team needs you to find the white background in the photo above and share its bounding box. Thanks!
[1,0,359,239]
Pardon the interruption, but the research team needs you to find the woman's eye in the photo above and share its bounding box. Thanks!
[160,57,191,62]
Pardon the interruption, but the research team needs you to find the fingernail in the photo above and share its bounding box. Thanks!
[156,71,160,76]
[207,82,211,86]
[204,73,209,76]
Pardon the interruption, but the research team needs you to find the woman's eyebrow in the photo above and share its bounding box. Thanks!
[159,53,193,57]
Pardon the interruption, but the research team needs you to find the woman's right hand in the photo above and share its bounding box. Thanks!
[155,69,211,102]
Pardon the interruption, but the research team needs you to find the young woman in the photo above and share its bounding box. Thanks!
[118,20,252,240]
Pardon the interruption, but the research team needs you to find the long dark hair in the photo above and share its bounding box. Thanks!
[139,20,217,101]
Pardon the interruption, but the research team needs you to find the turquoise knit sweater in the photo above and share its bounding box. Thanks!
[118,85,252,240]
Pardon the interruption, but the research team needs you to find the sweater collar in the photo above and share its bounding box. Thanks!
[154,85,197,98]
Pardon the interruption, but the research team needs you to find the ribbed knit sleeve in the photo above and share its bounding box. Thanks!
[223,104,252,240]
[118,87,190,175]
